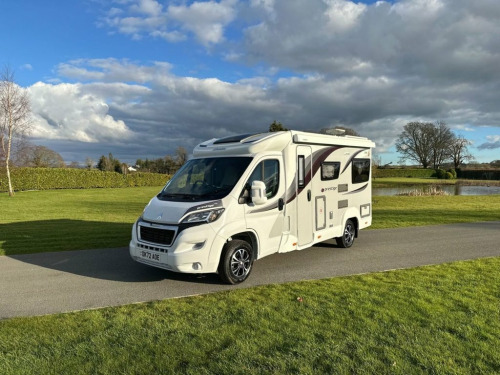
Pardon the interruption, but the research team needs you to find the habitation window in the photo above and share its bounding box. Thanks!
[247,159,280,199]
[352,159,370,184]
[321,162,340,181]
[298,155,305,188]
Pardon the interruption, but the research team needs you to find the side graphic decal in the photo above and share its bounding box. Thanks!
[340,148,368,175]
[344,183,368,195]
[248,145,369,213]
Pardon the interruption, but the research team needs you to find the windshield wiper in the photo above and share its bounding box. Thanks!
[159,193,198,200]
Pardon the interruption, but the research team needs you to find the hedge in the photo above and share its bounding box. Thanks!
[374,168,436,178]
[0,168,170,192]
[456,169,500,180]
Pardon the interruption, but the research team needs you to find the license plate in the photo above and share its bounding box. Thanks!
[139,250,161,262]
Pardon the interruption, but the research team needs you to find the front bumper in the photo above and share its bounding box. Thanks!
[129,221,219,273]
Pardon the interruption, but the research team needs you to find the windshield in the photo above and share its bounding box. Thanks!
[158,157,253,202]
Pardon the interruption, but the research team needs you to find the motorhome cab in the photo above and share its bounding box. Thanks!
[130,130,375,284]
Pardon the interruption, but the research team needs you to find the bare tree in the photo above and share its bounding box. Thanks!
[448,135,473,169]
[396,122,435,168]
[30,145,65,168]
[430,121,454,169]
[0,67,32,196]
[175,146,188,167]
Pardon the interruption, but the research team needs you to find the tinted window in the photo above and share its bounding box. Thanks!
[352,159,370,184]
[158,157,252,201]
[321,162,340,181]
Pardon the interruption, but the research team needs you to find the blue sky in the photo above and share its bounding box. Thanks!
[1,0,499,165]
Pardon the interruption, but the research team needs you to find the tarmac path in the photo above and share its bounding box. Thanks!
[1,221,499,319]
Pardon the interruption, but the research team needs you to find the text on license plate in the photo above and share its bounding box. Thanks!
[139,250,161,262]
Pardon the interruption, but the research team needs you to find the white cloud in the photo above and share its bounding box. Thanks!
[130,0,163,16]
[168,0,237,46]
[325,0,366,32]
[101,0,237,46]
[28,82,134,143]
[57,58,172,83]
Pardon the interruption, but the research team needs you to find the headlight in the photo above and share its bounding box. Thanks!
[182,208,225,224]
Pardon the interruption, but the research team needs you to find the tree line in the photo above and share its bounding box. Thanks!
[96,146,188,175]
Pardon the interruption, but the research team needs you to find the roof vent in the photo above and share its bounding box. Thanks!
[213,133,256,144]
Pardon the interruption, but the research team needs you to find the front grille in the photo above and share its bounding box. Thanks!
[138,243,167,253]
[140,226,175,246]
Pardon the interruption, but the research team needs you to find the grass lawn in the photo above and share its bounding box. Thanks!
[1,187,499,255]
[1,257,499,374]
[372,195,500,229]
[0,187,162,256]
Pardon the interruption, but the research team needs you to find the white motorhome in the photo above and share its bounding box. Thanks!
[130,130,375,284]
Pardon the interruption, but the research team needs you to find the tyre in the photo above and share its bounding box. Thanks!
[218,240,254,284]
[336,219,356,248]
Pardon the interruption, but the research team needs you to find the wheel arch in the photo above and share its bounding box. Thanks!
[229,231,259,259]
[342,208,360,238]
[208,229,260,272]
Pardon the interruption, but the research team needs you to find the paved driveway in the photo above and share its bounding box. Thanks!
[1,221,499,319]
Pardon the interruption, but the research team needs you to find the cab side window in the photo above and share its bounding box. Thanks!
[247,160,280,199]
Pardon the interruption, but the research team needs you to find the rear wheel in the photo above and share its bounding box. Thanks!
[218,240,254,284]
[336,219,356,248]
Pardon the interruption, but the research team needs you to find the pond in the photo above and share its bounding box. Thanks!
[373,185,500,196]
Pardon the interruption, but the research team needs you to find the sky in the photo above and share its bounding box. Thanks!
[1,0,499,166]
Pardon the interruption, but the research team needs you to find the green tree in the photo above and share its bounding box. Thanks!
[269,120,288,132]
[97,155,111,171]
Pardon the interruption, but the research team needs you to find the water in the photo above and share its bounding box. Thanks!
[373,185,500,196]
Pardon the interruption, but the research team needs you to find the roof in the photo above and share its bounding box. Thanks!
[192,130,375,157]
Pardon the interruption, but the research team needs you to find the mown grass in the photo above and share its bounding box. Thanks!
[371,195,500,229]
[1,257,499,374]
[0,187,162,255]
[1,188,499,255]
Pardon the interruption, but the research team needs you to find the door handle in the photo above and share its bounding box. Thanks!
[278,198,284,211]
[307,190,311,202]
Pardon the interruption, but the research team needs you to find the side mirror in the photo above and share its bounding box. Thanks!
[251,181,267,205]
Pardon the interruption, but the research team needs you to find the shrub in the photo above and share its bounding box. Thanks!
[444,172,454,180]
[435,168,446,179]
[447,169,457,179]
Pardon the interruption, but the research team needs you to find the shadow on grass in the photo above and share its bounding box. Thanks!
[0,219,223,285]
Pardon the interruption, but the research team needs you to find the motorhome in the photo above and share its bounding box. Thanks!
[130,130,376,284]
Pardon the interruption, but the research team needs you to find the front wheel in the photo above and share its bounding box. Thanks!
[218,240,254,284]
[336,219,356,248]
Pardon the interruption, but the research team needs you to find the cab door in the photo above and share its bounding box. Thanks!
[243,157,285,258]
